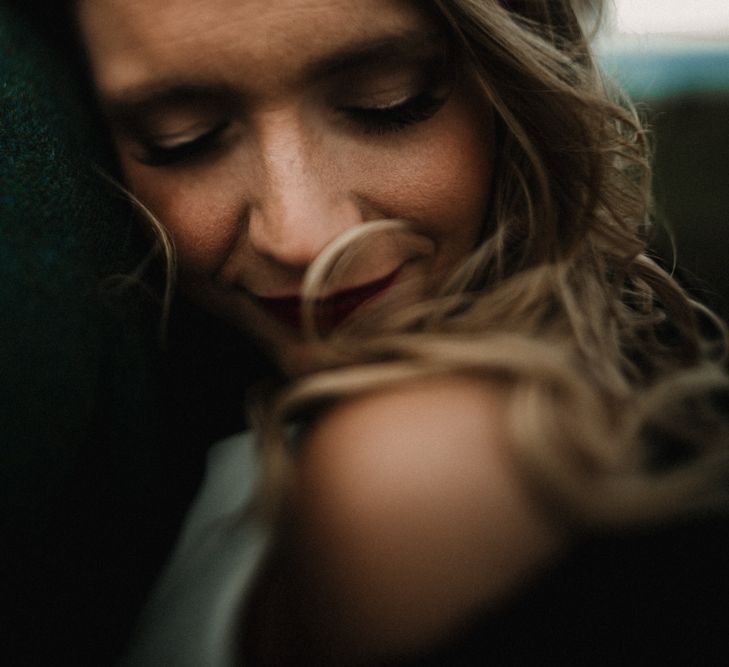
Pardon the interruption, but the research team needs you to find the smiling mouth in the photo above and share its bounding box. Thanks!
[253,266,403,332]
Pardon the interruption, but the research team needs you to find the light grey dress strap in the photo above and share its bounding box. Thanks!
[122,431,270,667]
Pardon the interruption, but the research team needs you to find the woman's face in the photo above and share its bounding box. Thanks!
[78,0,495,360]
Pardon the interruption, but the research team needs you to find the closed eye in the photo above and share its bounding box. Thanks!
[135,121,230,166]
[343,91,447,136]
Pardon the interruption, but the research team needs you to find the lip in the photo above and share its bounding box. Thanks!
[252,266,403,331]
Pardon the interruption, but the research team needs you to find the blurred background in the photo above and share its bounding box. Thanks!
[596,0,729,320]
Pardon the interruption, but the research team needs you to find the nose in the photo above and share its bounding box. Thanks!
[247,116,362,270]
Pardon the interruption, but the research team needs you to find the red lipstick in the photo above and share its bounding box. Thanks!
[254,267,401,331]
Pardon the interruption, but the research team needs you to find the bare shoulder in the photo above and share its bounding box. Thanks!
[293,375,565,659]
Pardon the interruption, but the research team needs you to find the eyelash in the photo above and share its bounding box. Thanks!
[137,122,229,166]
[134,90,447,166]
[343,91,447,136]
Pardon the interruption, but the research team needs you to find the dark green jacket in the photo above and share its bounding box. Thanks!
[1,6,267,663]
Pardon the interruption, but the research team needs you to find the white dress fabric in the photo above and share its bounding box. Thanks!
[121,432,270,667]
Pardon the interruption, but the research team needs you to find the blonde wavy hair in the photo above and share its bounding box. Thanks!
[251,0,729,528]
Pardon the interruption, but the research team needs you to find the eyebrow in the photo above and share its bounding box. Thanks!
[100,30,446,124]
[302,31,446,81]
[100,85,238,128]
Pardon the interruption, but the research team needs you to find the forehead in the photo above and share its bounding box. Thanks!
[77,0,438,97]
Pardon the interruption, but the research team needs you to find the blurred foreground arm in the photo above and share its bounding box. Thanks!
[248,376,565,664]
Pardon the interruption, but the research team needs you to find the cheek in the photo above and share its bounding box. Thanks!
[354,98,494,263]
[120,155,244,275]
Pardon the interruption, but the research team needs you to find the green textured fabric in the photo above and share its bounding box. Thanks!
[1,8,138,515]
[0,6,205,664]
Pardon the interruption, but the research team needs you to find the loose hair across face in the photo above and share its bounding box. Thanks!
[29,0,727,524]
[254,0,729,526]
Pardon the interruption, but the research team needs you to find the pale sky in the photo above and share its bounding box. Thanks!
[613,0,729,35]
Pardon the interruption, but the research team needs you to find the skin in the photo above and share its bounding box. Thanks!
[275,376,564,663]
[78,1,563,662]
[77,0,495,369]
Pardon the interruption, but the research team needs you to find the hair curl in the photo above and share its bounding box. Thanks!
[253,0,729,527]
[31,0,728,526]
